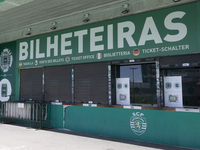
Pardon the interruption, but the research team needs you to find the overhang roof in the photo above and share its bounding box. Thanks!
[0,0,124,33]
[0,0,34,12]
[0,0,198,43]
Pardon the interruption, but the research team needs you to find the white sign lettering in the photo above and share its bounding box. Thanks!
[19,11,188,61]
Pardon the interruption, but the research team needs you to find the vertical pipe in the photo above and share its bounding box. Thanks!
[161,70,165,107]
[15,103,17,118]
[7,103,10,117]
[32,104,34,121]
[24,103,26,119]
[42,67,45,102]
[36,104,38,122]
[156,61,161,107]
[39,103,42,129]
[108,64,112,105]
[13,103,16,118]
[25,104,27,120]
[10,103,12,118]
[6,103,8,117]
[72,67,74,103]
[28,104,31,120]
[19,103,21,119]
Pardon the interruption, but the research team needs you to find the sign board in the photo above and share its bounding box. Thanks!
[164,76,183,107]
[0,42,16,102]
[116,78,130,105]
[16,2,199,68]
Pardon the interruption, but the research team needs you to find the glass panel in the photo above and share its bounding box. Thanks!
[120,63,156,105]
[163,68,200,107]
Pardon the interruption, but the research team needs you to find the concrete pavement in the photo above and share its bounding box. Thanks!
[0,123,194,150]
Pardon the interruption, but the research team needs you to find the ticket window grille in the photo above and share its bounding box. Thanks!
[74,63,109,104]
[44,66,72,102]
[20,66,72,102]
[20,68,43,101]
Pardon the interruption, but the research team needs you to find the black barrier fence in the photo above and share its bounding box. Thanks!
[0,101,50,128]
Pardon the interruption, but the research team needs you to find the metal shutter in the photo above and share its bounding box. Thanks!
[44,65,72,102]
[20,68,43,101]
[74,62,108,104]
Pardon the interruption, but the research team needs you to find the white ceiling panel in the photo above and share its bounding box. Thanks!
[0,0,34,12]
[0,0,198,43]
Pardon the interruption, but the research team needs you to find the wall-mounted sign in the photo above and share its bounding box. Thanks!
[0,42,16,102]
[130,112,147,136]
[164,76,183,107]
[16,2,199,68]
[0,48,13,73]
[116,78,130,105]
[0,78,12,102]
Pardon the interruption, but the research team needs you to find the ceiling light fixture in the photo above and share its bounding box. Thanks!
[51,22,57,30]
[26,28,32,36]
[83,13,90,23]
[122,3,129,14]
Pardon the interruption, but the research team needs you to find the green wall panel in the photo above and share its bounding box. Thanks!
[64,106,200,149]
[49,104,63,128]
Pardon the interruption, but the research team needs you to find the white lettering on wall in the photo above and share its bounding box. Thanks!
[36,39,45,59]
[47,35,58,57]
[18,11,188,62]
[118,21,136,48]
[61,33,72,55]
[164,11,187,42]
[74,30,88,53]
[90,26,104,52]
[19,42,28,61]
[138,17,162,46]
[107,24,113,50]
[30,40,34,59]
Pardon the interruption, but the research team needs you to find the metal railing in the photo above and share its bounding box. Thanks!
[0,101,49,128]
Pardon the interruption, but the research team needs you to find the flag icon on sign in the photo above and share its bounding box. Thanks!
[19,62,22,67]
[96,53,102,59]
[133,49,140,56]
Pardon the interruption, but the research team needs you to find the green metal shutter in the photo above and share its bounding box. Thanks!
[44,65,72,102]
[74,62,108,104]
[20,68,43,101]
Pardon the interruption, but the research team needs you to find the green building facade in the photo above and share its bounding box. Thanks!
[0,2,200,149]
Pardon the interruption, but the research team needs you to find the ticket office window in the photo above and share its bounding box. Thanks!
[20,66,72,102]
[119,63,157,105]
[163,68,200,107]
[44,66,72,102]
[20,68,43,101]
[74,63,108,104]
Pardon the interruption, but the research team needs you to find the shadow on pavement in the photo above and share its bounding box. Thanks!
[45,128,194,150]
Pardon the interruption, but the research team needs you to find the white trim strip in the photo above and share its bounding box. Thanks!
[123,105,142,109]
[83,104,97,107]
[51,102,62,105]
[176,108,200,113]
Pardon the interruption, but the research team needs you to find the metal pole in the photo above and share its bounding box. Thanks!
[72,67,74,103]
[156,61,161,107]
